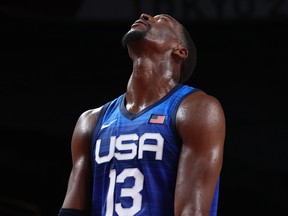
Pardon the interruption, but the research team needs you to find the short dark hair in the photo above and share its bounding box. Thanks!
[179,24,197,83]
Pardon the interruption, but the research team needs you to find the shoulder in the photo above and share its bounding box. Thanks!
[76,96,121,133]
[176,89,225,143]
[73,105,106,136]
[184,89,223,114]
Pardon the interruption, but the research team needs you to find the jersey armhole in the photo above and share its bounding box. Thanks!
[170,88,199,144]
[90,101,111,147]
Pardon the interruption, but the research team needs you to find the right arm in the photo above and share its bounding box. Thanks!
[60,107,102,212]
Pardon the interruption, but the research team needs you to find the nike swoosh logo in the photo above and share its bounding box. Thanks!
[101,119,117,130]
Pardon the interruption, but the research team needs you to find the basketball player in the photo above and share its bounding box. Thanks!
[58,13,225,216]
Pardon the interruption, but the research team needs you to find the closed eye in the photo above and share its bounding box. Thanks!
[159,17,168,21]
[154,15,170,22]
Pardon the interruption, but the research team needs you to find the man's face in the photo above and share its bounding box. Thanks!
[122,13,181,48]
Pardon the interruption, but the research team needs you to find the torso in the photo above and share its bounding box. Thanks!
[89,84,218,216]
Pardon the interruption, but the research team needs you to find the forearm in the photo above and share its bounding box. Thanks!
[175,199,212,216]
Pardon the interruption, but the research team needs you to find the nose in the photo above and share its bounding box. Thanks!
[140,13,153,21]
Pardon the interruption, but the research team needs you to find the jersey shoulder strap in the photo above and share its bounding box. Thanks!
[90,100,112,146]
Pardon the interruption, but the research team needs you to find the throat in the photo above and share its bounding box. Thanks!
[125,69,178,114]
[125,83,178,115]
[125,102,147,114]
[124,87,159,114]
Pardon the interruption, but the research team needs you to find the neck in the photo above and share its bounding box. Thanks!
[125,56,178,114]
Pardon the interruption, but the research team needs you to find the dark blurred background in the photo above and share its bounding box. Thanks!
[0,0,288,215]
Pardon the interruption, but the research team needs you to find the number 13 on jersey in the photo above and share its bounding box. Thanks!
[106,168,144,216]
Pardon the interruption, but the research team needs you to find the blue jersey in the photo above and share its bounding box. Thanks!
[90,84,220,216]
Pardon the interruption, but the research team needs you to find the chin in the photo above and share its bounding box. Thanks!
[121,29,146,47]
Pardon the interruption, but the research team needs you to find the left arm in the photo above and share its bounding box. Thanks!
[174,91,226,216]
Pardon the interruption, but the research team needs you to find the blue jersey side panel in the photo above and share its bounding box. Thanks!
[90,84,219,216]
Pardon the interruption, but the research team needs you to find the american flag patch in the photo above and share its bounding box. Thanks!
[149,114,166,124]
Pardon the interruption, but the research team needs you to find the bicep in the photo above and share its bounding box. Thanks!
[174,94,225,215]
[62,109,99,210]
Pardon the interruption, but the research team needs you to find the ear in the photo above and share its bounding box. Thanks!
[172,46,188,60]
